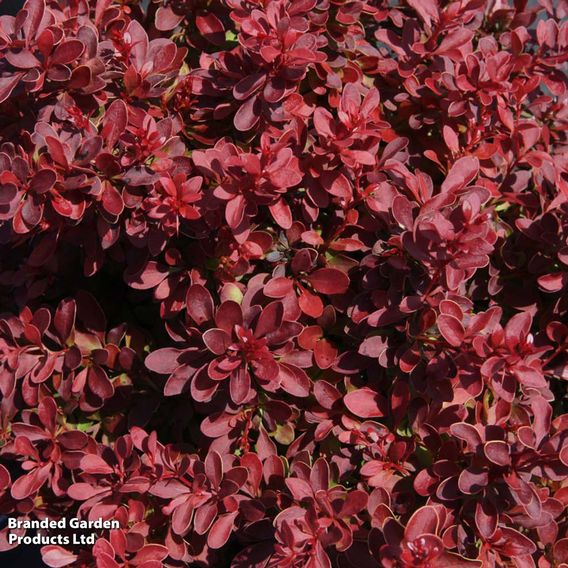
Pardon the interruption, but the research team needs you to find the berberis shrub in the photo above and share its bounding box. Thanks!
[0,0,568,565]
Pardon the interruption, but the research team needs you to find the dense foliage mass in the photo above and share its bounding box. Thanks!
[0,0,568,566]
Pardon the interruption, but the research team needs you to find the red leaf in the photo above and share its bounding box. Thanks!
[310,458,330,491]
[475,502,498,540]
[42,546,78,568]
[125,261,168,290]
[194,502,217,534]
[406,506,439,540]
[186,285,214,325]
[30,169,56,194]
[497,527,537,556]
[434,28,474,56]
[344,388,386,418]
[133,544,169,564]
[285,477,313,500]
[233,73,266,101]
[313,380,341,409]
[306,268,349,295]
[0,182,17,205]
[264,277,294,298]
[155,6,184,31]
[215,301,243,332]
[441,156,479,192]
[164,365,193,396]
[145,348,182,374]
[340,489,368,516]
[406,0,439,27]
[230,366,251,404]
[254,302,283,338]
[483,441,511,466]
[192,366,220,402]
[358,336,387,358]
[554,539,568,564]
[269,198,292,229]
[150,479,189,499]
[54,298,75,341]
[458,467,488,494]
[279,364,310,397]
[313,107,334,137]
[6,49,40,69]
[45,136,69,168]
[504,311,532,346]
[67,483,108,501]
[11,466,49,499]
[23,0,45,40]
[298,288,324,318]
[81,454,114,474]
[443,124,459,153]
[205,450,223,487]
[321,171,352,198]
[51,40,85,65]
[226,194,246,228]
[203,329,231,355]
[538,273,567,292]
[207,512,238,549]
[234,96,261,131]
[196,13,225,46]
[0,74,23,104]
[437,314,465,346]
[314,339,337,369]
[101,183,124,217]
[450,422,482,449]
[101,99,128,149]
[171,499,194,535]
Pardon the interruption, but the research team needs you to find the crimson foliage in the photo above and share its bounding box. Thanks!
[1,0,568,566]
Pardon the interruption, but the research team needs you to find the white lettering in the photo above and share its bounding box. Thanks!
[72,533,96,544]
[69,518,120,529]
[7,516,120,542]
